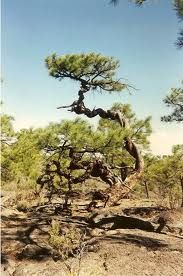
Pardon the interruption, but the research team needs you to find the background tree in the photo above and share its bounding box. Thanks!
[161,81,183,122]
[1,110,16,183]
[140,145,183,208]
[7,129,44,189]
[1,113,15,144]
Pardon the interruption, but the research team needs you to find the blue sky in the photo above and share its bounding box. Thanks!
[2,0,183,154]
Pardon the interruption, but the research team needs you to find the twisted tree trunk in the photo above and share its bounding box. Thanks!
[58,82,144,206]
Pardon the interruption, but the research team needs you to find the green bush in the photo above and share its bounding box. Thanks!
[49,220,82,259]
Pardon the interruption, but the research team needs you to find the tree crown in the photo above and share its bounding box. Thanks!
[45,53,127,92]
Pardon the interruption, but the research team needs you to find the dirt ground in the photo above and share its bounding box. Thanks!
[1,194,183,276]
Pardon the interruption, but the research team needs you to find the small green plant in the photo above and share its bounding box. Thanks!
[49,220,88,275]
[49,220,82,258]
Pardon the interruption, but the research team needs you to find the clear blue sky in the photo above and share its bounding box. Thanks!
[2,0,183,154]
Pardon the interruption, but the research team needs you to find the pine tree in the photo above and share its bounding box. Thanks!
[45,52,150,205]
[161,81,183,123]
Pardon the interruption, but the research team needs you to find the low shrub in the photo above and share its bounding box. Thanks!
[49,220,82,259]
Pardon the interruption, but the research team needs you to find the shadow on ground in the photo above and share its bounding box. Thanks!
[1,204,182,263]
[1,204,89,262]
[102,233,168,250]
